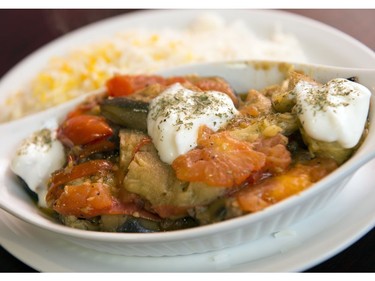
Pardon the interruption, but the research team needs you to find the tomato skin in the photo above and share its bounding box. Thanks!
[66,99,99,119]
[58,115,113,146]
[49,159,113,189]
[190,77,239,107]
[106,75,165,97]
[152,205,190,219]
[78,139,116,158]
[47,159,163,220]
[106,75,238,108]
[236,158,338,212]
[53,185,161,219]
[108,198,161,221]
[254,135,292,175]
[53,183,113,218]
[165,76,189,85]
[46,159,113,207]
[172,126,266,188]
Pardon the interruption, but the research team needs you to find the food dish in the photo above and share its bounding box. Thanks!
[1,157,375,272]
[12,62,369,235]
[2,60,374,257]
[0,9,375,270]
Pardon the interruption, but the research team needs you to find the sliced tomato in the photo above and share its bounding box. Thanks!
[109,198,161,221]
[106,75,239,108]
[53,182,113,218]
[236,157,338,212]
[151,205,190,219]
[58,115,113,146]
[106,75,165,97]
[78,139,116,158]
[53,186,161,220]
[172,126,266,187]
[66,99,99,119]
[49,160,113,190]
[253,134,292,175]
[165,76,189,85]
[189,77,239,107]
[46,159,113,208]
[132,137,152,155]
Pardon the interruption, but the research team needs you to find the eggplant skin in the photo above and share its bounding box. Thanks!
[59,213,199,233]
[100,98,149,131]
[115,216,199,233]
[16,176,39,203]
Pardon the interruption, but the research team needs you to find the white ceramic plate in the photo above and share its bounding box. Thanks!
[1,158,374,272]
[0,9,375,271]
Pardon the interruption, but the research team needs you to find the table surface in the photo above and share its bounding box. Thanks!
[0,9,374,273]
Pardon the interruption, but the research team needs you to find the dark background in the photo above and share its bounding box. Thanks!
[0,9,374,272]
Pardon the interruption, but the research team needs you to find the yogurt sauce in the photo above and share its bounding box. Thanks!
[295,78,371,148]
[147,83,239,164]
[10,119,65,207]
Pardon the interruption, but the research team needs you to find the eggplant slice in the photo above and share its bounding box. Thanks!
[100,97,149,131]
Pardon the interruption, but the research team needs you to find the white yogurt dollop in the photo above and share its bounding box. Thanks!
[295,78,371,148]
[147,83,238,164]
[10,119,66,208]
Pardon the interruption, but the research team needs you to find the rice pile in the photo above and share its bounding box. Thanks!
[1,13,307,122]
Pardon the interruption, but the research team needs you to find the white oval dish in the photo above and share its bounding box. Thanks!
[0,60,374,257]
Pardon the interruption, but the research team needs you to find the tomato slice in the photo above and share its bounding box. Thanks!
[49,159,113,189]
[151,204,190,219]
[253,134,292,175]
[78,139,116,158]
[108,198,161,221]
[53,182,113,218]
[236,158,338,212]
[66,99,99,119]
[48,159,162,220]
[53,184,161,219]
[46,159,113,208]
[188,77,239,107]
[58,115,113,146]
[165,76,189,85]
[106,75,238,108]
[172,126,266,187]
[106,75,165,97]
